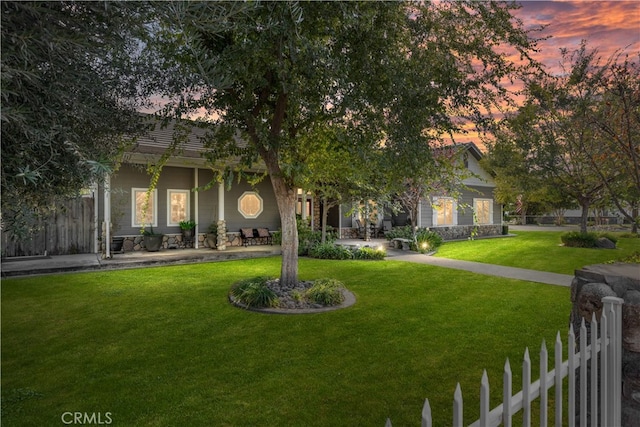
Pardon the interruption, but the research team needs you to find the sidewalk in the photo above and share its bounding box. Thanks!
[1,245,281,278]
[390,251,573,287]
[1,238,574,287]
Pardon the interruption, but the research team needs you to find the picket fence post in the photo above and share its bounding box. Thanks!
[386,296,624,426]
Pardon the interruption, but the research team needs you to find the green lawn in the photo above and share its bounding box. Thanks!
[435,230,640,274]
[1,257,570,426]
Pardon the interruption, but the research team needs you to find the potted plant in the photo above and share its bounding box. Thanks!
[206,222,218,249]
[179,219,196,247]
[142,226,163,252]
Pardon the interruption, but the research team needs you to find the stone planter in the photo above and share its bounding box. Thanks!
[206,233,217,249]
[144,234,163,252]
[110,236,125,253]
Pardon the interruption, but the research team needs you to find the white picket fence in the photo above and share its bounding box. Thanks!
[386,296,624,427]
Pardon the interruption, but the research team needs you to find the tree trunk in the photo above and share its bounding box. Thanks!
[261,151,299,287]
[321,197,328,244]
[579,199,590,233]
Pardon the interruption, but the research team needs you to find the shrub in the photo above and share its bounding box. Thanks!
[414,229,443,253]
[309,243,352,260]
[229,277,279,308]
[384,225,414,241]
[305,278,345,306]
[272,217,338,255]
[352,246,386,260]
[561,232,598,248]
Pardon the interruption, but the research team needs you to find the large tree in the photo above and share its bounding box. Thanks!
[580,50,640,232]
[1,1,152,236]
[148,1,540,286]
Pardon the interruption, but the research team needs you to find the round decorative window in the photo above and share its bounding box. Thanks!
[238,191,263,219]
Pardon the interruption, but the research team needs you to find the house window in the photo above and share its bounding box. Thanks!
[474,199,493,225]
[167,190,190,226]
[238,191,263,219]
[132,188,157,227]
[433,197,456,226]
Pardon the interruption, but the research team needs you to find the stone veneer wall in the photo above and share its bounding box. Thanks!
[428,224,503,241]
[117,232,244,252]
[571,263,640,426]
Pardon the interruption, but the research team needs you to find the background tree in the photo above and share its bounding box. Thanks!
[580,50,640,232]
[488,46,613,233]
[149,1,541,286]
[1,1,152,236]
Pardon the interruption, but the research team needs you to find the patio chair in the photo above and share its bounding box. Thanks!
[355,219,366,239]
[382,220,393,236]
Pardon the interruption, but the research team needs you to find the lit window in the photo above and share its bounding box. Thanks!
[238,191,263,219]
[474,199,493,224]
[132,188,157,227]
[167,190,190,226]
[433,197,456,226]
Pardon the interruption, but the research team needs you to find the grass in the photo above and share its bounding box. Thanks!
[435,230,640,274]
[1,257,571,426]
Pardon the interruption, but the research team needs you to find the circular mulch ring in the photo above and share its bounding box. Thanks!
[229,288,356,315]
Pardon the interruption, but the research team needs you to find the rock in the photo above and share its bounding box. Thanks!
[577,282,618,322]
[596,237,616,249]
[623,290,640,352]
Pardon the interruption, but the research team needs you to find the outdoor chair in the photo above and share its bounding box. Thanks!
[382,220,393,236]
[355,219,366,239]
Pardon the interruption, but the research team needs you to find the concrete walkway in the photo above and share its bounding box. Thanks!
[390,251,573,287]
[2,235,574,287]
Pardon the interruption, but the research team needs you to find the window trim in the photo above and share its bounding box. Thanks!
[167,189,190,227]
[132,187,158,228]
[473,198,493,225]
[238,191,263,219]
[432,197,457,226]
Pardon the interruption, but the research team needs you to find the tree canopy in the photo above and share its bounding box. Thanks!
[146,0,541,286]
[485,43,639,232]
[1,1,152,236]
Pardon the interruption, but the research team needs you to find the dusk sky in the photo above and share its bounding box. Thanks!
[514,1,639,72]
[460,1,639,146]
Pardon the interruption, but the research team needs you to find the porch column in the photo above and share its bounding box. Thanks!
[417,201,422,229]
[217,182,226,250]
[103,174,111,259]
[92,182,99,253]
[194,167,199,248]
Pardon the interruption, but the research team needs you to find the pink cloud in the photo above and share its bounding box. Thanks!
[514,1,640,73]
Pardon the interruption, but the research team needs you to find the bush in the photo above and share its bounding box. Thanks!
[305,278,345,306]
[309,243,352,260]
[561,231,622,248]
[384,225,414,241]
[561,232,598,248]
[272,217,338,255]
[414,229,443,253]
[352,246,386,260]
[229,277,279,308]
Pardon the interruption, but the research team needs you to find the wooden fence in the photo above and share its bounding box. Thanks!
[386,296,624,427]
[1,197,95,257]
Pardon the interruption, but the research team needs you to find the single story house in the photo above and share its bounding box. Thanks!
[95,121,502,256]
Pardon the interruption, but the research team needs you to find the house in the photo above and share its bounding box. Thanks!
[0,120,502,257]
[96,122,502,256]
[337,143,503,241]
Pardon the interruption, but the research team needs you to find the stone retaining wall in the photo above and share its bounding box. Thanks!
[116,232,244,252]
[571,263,640,426]
[428,224,503,241]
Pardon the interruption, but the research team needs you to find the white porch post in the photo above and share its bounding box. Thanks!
[217,182,226,250]
[218,182,225,222]
[417,201,422,229]
[339,204,343,239]
[194,168,199,248]
[103,174,111,259]
[92,182,99,253]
